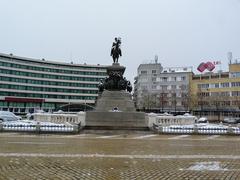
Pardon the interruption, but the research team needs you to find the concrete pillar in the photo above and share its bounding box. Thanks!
[158,126,163,134]
[147,113,157,129]
[36,122,41,134]
[77,112,86,127]
[193,124,198,134]
[73,125,80,134]
[0,123,3,132]
[227,127,234,135]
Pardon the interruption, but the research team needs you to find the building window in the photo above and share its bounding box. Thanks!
[177,76,182,81]
[171,77,177,81]
[198,84,209,89]
[161,85,168,91]
[171,85,176,90]
[152,70,156,74]
[199,92,210,97]
[176,92,181,97]
[232,100,240,106]
[181,76,186,81]
[211,92,219,96]
[152,77,156,82]
[221,82,229,88]
[161,77,168,82]
[230,72,240,78]
[231,82,240,87]
[232,91,240,96]
[141,71,147,74]
[214,83,219,88]
[220,92,230,96]
[222,101,231,106]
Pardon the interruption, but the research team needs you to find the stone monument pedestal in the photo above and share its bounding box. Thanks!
[85,63,148,130]
[96,90,135,112]
[85,111,147,130]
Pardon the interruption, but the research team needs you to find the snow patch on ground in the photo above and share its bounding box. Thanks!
[186,161,228,171]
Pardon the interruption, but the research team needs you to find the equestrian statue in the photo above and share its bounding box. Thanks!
[111,37,122,63]
[98,37,132,93]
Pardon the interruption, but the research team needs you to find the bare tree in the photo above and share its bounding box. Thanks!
[159,90,168,112]
[195,88,210,116]
[181,92,191,111]
[171,91,177,113]
[142,92,156,109]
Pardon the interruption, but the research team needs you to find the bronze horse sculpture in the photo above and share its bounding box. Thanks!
[97,38,132,93]
[111,37,122,63]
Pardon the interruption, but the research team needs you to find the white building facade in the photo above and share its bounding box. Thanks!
[0,53,107,113]
[134,62,192,112]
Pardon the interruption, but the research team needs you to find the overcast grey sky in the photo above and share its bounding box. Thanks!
[0,0,240,82]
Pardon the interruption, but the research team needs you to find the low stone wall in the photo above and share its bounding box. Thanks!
[34,112,196,130]
[148,113,196,128]
[34,112,86,126]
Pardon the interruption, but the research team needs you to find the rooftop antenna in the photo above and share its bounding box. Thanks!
[154,55,158,64]
[70,52,73,64]
[228,52,232,64]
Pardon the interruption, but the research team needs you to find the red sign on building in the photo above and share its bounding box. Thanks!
[197,61,220,73]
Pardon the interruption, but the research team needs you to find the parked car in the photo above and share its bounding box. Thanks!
[196,117,208,123]
[223,117,240,124]
[0,111,20,122]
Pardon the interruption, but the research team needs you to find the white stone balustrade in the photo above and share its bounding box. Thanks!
[33,112,86,126]
[148,113,196,128]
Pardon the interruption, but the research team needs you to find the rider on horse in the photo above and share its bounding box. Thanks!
[111,37,122,63]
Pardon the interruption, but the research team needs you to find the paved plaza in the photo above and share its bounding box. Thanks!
[0,132,240,179]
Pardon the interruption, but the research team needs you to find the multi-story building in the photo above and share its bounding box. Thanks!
[134,62,192,112]
[0,53,107,114]
[190,61,240,121]
[134,63,163,109]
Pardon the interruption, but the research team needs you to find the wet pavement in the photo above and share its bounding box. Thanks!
[0,132,240,179]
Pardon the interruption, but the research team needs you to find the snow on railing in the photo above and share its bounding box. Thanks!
[162,126,194,134]
[0,121,79,133]
[40,124,74,132]
[154,124,240,135]
[232,127,240,135]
